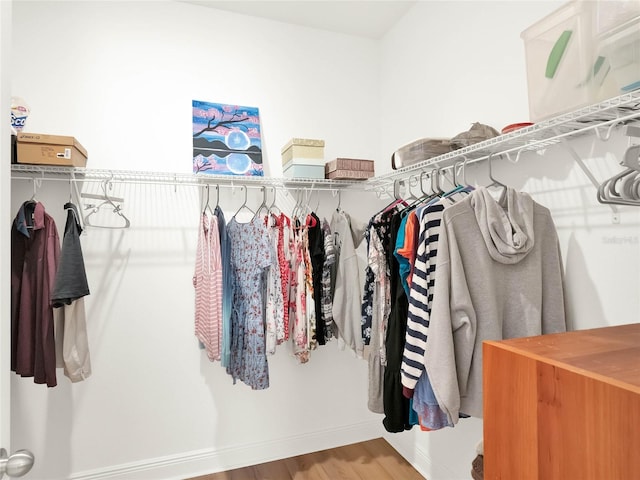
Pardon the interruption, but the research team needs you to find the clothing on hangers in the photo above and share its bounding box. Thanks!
[424,187,566,424]
[52,201,92,383]
[271,212,291,343]
[291,225,310,363]
[193,211,223,362]
[264,220,285,354]
[399,191,469,430]
[226,216,272,389]
[361,203,404,350]
[401,192,466,392]
[330,208,366,358]
[320,219,335,343]
[302,228,317,351]
[308,212,325,345]
[362,202,405,415]
[11,200,60,387]
[214,206,233,369]
[382,211,413,433]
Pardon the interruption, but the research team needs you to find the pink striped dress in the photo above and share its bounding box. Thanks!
[193,212,222,361]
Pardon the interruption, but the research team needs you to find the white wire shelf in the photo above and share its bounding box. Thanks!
[368,90,640,188]
[11,90,640,193]
[10,165,365,191]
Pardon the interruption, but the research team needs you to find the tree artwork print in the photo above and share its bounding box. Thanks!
[192,100,264,176]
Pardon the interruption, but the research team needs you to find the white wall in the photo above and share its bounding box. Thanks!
[379,2,640,479]
[10,1,640,480]
[10,2,386,479]
[1,0,13,455]
[378,0,565,175]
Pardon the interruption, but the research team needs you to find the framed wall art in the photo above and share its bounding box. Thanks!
[192,100,263,176]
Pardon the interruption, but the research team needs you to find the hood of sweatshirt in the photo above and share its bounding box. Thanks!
[331,209,366,249]
[470,187,535,264]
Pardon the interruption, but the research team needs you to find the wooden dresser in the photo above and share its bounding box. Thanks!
[483,323,640,480]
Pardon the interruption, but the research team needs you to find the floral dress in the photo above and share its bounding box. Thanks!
[265,219,284,354]
[292,226,310,363]
[226,216,272,390]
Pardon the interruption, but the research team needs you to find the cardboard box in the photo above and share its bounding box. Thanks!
[325,158,374,180]
[16,133,88,167]
[281,138,324,165]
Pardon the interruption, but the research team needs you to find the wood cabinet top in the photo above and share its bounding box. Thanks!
[484,323,640,393]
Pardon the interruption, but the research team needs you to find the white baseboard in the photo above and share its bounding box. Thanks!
[384,433,460,480]
[69,420,384,480]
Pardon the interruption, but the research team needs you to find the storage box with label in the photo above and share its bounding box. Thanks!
[325,158,374,180]
[16,133,87,167]
[281,138,325,165]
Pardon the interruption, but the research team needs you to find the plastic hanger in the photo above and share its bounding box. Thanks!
[291,188,302,222]
[251,186,270,222]
[431,167,445,196]
[401,175,418,203]
[442,160,473,199]
[298,188,318,229]
[486,153,508,198]
[29,175,43,203]
[597,144,640,206]
[64,202,82,230]
[83,178,131,229]
[267,186,289,227]
[381,179,409,213]
[202,184,215,216]
[600,146,640,202]
[232,185,256,220]
[63,178,83,231]
[268,186,281,216]
[400,170,437,214]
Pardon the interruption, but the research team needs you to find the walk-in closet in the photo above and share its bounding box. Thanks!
[2,1,640,479]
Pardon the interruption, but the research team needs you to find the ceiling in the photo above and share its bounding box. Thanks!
[180,1,417,39]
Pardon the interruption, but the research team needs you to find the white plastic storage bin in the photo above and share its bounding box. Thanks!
[521,1,596,122]
[593,0,640,36]
[593,10,640,102]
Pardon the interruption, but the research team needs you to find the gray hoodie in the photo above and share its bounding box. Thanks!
[424,187,566,424]
[330,209,366,357]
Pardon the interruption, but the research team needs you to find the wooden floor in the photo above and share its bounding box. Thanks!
[187,438,425,480]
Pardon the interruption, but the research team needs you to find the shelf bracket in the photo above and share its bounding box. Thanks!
[561,139,620,224]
